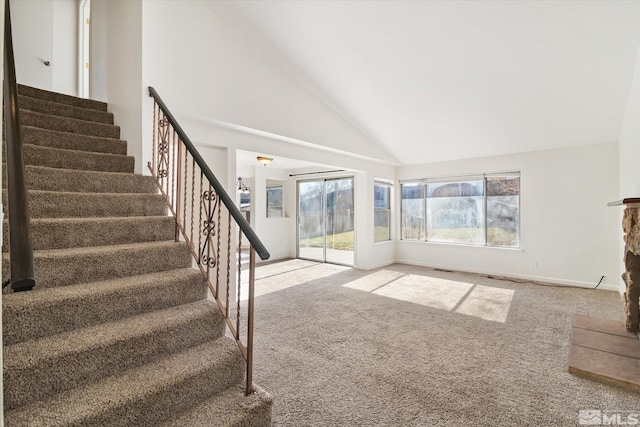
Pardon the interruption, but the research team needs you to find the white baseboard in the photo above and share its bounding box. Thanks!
[391,258,618,291]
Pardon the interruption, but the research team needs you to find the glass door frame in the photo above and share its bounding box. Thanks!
[296,175,356,267]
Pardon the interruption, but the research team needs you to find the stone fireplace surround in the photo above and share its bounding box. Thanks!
[609,198,640,334]
[566,199,640,393]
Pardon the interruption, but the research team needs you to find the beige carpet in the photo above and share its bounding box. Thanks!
[251,260,639,426]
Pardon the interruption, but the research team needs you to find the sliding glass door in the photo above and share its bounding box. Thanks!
[298,177,354,266]
[298,181,325,262]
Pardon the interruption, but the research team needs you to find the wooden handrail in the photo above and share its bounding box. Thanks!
[4,0,35,292]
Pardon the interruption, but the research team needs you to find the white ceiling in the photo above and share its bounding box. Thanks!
[213,1,640,165]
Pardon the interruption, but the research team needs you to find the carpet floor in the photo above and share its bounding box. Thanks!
[250,260,639,426]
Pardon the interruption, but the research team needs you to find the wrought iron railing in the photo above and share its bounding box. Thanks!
[3,0,35,292]
[148,86,269,395]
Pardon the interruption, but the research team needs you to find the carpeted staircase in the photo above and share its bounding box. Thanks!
[1,85,272,426]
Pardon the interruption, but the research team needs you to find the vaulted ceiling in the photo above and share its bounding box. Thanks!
[211,1,640,165]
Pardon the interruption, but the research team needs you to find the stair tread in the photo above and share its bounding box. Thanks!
[21,109,120,139]
[18,84,108,112]
[2,240,192,289]
[4,300,224,410]
[3,268,203,310]
[24,188,161,197]
[22,142,132,161]
[4,338,242,427]
[20,125,127,155]
[161,384,273,427]
[13,143,135,173]
[2,268,206,345]
[5,300,219,366]
[2,189,167,218]
[32,240,187,259]
[3,165,158,193]
[3,215,171,225]
[18,94,114,124]
[2,215,175,252]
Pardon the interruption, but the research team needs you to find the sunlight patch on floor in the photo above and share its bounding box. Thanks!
[343,270,514,323]
[342,269,406,292]
[456,285,514,323]
[241,261,348,300]
[373,274,473,311]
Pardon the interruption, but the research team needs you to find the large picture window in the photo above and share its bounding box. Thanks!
[374,181,391,242]
[401,172,520,248]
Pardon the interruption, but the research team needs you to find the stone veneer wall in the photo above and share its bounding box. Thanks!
[622,207,640,333]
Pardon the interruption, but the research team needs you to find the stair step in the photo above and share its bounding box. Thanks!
[2,190,167,218]
[21,126,127,155]
[18,84,108,112]
[4,338,245,427]
[2,165,157,193]
[161,384,273,427]
[2,268,206,345]
[4,300,224,411]
[2,241,192,289]
[18,95,114,124]
[6,144,134,173]
[21,109,120,139]
[2,216,175,252]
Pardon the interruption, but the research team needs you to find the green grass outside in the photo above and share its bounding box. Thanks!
[302,227,517,249]
[301,230,354,251]
[300,227,391,250]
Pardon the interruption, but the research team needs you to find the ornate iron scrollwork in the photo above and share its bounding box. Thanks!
[200,190,218,268]
[157,117,170,179]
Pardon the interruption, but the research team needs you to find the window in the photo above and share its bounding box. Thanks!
[266,186,283,218]
[374,181,391,242]
[401,182,425,240]
[486,173,520,247]
[427,176,485,245]
[401,172,520,247]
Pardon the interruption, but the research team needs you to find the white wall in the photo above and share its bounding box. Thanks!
[253,166,295,261]
[617,39,640,293]
[103,0,144,173]
[12,0,77,95]
[396,143,620,290]
[619,43,640,200]
[140,0,393,166]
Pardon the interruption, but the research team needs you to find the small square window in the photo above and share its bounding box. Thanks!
[267,186,283,218]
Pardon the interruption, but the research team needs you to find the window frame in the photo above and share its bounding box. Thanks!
[400,171,520,248]
[374,180,392,242]
[266,185,284,218]
[400,180,425,241]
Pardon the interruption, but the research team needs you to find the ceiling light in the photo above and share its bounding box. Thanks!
[257,156,273,166]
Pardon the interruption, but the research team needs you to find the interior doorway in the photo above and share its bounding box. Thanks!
[297,177,354,266]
